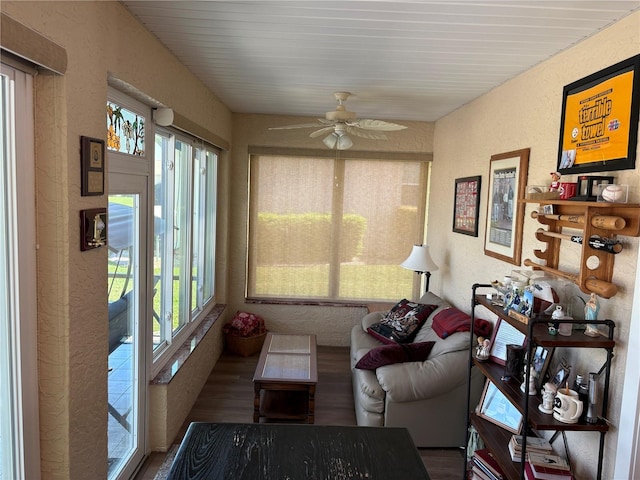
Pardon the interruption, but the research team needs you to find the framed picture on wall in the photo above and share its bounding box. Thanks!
[81,136,105,196]
[557,54,640,175]
[483,148,529,265]
[452,176,481,236]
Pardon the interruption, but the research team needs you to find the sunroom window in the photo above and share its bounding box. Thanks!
[247,152,429,302]
[153,130,217,351]
[106,95,217,359]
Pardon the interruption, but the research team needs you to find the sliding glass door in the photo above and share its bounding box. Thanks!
[107,173,148,479]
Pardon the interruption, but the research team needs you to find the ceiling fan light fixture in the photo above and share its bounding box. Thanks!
[337,134,353,150]
[323,133,338,149]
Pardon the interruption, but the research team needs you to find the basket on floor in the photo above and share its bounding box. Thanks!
[224,331,267,357]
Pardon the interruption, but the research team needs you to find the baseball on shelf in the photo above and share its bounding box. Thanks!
[601,184,623,202]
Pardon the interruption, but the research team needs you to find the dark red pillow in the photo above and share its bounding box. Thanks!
[366,300,437,344]
[431,307,471,339]
[355,342,436,370]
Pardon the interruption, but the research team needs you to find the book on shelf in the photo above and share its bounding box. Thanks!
[510,435,553,453]
[524,461,575,480]
[473,448,504,479]
[527,451,569,471]
[471,464,498,480]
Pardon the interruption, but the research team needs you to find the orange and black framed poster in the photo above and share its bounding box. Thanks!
[557,54,640,175]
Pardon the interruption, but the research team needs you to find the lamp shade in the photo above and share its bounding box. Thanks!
[401,244,438,273]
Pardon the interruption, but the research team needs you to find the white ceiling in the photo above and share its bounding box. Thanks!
[122,1,640,122]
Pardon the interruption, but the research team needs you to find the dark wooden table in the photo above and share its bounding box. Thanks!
[167,422,431,479]
[253,333,317,423]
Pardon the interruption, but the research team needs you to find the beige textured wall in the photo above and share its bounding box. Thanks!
[431,12,640,479]
[2,1,231,479]
[149,319,226,451]
[229,114,435,346]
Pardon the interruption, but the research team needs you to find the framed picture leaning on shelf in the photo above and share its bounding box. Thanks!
[477,379,523,434]
[530,345,553,390]
[488,317,527,366]
[484,148,529,265]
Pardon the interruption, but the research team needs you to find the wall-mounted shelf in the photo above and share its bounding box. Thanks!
[522,200,640,298]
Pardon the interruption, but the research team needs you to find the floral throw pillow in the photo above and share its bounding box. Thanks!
[367,300,437,344]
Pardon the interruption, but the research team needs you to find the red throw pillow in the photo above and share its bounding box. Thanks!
[431,307,471,339]
[355,342,436,370]
[366,299,437,344]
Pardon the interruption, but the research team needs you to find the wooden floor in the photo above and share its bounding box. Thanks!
[134,346,465,480]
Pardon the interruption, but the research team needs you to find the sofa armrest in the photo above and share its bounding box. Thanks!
[361,311,384,331]
[376,349,470,403]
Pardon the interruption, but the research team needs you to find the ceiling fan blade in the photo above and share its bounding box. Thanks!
[345,126,388,140]
[268,121,324,131]
[349,119,407,131]
[309,126,335,138]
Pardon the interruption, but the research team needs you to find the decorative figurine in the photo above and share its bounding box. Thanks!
[475,337,490,362]
[584,293,600,337]
[549,171,561,191]
[548,304,564,335]
[520,366,537,395]
[539,382,557,414]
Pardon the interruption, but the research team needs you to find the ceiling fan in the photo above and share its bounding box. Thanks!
[269,92,407,150]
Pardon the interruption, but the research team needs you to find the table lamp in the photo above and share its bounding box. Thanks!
[401,244,439,294]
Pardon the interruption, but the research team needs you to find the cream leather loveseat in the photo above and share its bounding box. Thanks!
[350,291,484,447]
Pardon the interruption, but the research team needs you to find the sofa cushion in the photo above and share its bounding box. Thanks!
[355,341,436,370]
[367,299,437,344]
[431,307,472,339]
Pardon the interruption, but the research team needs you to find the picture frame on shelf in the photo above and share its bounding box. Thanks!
[550,358,572,389]
[557,54,640,175]
[477,379,523,434]
[488,317,527,366]
[530,345,553,390]
[452,175,481,236]
[484,148,529,265]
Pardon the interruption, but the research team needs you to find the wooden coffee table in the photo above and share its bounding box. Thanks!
[253,333,317,423]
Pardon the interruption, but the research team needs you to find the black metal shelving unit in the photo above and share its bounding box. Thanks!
[464,283,615,480]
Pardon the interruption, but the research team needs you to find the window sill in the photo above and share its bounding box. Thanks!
[151,304,226,385]
[246,297,368,308]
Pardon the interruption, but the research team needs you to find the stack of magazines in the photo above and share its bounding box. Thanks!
[508,435,552,462]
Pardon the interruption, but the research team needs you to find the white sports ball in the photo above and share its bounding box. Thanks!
[602,185,623,202]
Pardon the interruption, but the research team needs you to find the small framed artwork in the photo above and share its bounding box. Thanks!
[80,208,107,251]
[453,175,481,236]
[484,148,529,265]
[81,136,105,196]
[477,379,523,434]
[550,358,572,389]
[488,318,527,366]
[530,345,554,390]
[557,54,640,175]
